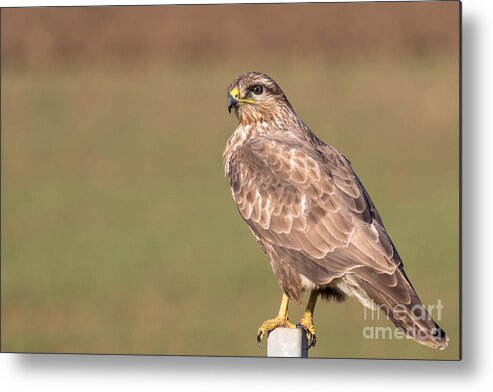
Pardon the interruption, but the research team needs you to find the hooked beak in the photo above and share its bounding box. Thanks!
[227,94,239,113]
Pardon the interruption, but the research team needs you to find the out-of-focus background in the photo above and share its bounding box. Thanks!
[1,2,459,359]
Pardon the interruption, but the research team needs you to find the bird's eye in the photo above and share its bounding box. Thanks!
[251,85,264,95]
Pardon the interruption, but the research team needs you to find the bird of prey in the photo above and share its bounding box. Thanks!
[223,72,448,351]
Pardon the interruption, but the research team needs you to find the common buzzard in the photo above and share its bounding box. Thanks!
[223,72,448,351]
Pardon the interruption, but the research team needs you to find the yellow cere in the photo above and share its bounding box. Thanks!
[230,87,240,99]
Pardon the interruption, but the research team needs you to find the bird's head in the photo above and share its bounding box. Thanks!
[227,72,292,124]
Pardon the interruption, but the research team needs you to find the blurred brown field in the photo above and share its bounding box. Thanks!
[3,2,458,66]
[1,2,459,359]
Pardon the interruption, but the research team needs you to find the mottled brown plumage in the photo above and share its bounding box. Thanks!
[223,72,448,350]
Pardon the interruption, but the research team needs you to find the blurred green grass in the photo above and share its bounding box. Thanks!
[1,56,458,359]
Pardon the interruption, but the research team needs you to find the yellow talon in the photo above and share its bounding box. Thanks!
[297,315,317,348]
[256,294,295,348]
[256,317,295,347]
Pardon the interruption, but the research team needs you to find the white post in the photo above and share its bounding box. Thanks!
[266,327,309,358]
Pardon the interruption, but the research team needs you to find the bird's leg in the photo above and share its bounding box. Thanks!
[256,293,295,348]
[297,289,318,348]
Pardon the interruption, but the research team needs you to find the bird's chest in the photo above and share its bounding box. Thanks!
[223,126,254,177]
